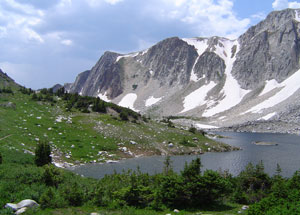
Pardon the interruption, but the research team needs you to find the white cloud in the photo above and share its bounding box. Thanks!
[0,1,45,43]
[61,39,73,46]
[289,1,300,8]
[23,28,44,43]
[85,0,123,7]
[105,0,124,5]
[156,0,250,39]
[272,0,300,10]
[251,12,267,20]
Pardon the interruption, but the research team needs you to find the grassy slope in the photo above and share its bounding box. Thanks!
[0,91,233,165]
[0,90,242,214]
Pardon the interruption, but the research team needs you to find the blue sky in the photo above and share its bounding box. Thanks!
[0,0,299,89]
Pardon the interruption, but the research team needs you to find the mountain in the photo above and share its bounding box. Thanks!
[0,69,19,89]
[67,8,300,132]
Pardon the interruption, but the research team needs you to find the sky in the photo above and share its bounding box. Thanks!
[0,0,300,89]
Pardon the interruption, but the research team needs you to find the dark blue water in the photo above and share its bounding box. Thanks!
[70,132,300,178]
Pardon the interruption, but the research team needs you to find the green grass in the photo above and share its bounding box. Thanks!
[22,204,243,215]
[0,91,232,165]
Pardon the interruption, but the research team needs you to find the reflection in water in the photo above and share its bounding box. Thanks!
[70,132,300,178]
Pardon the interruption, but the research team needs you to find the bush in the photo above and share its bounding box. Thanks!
[120,111,129,121]
[61,182,84,206]
[39,187,67,209]
[35,141,52,167]
[0,152,2,164]
[179,138,196,147]
[42,165,62,187]
[188,126,197,134]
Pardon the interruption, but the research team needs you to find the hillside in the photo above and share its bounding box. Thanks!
[0,69,19,89]
[66,8,300,133]
[0,82,234,168]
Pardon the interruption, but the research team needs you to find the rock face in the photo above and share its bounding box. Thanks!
[67,9,300,130]
[233,9,300,89]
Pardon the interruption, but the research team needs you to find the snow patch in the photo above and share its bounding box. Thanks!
[182,38,209,82]
[145,96,162,107]
[259,79,280,96]
[182,38,208,56]
[203,40,250,117]
[246,69,300,113]
[196,123,219,129]
[79,88,84,96]
[116,52,139,62]
[181,81,217,113]
[258,112,277,121]
[140,49,149,56]
[98,92,110,102]
[295,10,300,22]
[118,93,138,111]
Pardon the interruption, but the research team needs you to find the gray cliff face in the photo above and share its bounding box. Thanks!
[194,52,226,83]
[69,70,90,94]
[140,37,198,86]
[233,9,300,89]
[71,51,123,99]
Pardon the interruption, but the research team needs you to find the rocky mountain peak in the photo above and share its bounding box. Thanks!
[66,8,300,130]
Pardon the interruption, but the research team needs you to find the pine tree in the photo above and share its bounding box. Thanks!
[35,141,52,166]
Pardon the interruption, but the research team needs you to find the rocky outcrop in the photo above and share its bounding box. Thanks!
[69,51,123,99]
[139,37,198,86]
[194,52,226,82]
[233,9,300,89]
[51,84,63,93]
[69,70,90,94]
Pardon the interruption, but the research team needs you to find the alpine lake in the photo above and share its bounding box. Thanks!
[70,132,300,178]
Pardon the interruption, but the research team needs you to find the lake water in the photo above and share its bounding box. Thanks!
[70,132,300,178]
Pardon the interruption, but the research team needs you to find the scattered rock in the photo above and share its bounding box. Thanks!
[168,143,174,148]
[130,140,137,145]
[0,102,16,109]
[242,205,249,210]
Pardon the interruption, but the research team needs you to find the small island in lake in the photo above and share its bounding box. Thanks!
[252,141,278,146]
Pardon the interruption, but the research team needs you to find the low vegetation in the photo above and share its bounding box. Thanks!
[0,86,232,166]
[1,86,296,214]
[0,143,298,215]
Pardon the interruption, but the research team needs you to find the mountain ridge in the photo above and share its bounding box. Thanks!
[65,8,300,132]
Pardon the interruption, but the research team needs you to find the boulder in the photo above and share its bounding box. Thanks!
[242,205,249,210]
[0,102,16,109]
[15,207,27,215]
[5,199,38,212]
